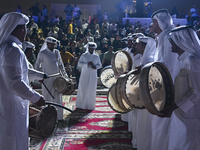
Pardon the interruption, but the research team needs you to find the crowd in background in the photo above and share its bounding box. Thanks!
[7,3,200,83]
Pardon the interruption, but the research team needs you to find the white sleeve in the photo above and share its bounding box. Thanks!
[3,47,41,103]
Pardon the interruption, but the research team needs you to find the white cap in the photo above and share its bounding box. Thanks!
[22,41,35,52]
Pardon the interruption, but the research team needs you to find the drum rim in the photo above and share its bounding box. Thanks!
[99,65,116,88]
[121,70,145,109]
[107,84,129,113]
[140,62,174,115]
[115,75,133,113]
[111,50,133,75]
[53,76,68,93]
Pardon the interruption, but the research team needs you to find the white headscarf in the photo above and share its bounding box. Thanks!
[0,12,29,45]
[22,41,35,52]
[151,9,173,31]
[169,26,200,59]
[40,37,58,51]
[137,36,156,65]
[84,42,97,53]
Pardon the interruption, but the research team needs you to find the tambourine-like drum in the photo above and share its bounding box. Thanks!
[121,70,145,109]
[107,84,126,113]
[107,74,134,113]
[99,65,117,88]
[111,50,133,75]
[140,62,174,115]
[53,76,76,95]
[29,105,57,139]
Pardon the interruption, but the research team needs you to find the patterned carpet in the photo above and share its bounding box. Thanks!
[29,95,132,150]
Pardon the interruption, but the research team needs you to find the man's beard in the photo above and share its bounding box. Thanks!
[131,47,137,54]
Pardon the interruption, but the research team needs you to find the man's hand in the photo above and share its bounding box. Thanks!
[88,61,94,66]
[91,65,97,69]
[43,73,49,79]
[34,97,46,107]
[157,103,178,118]
[133,66,141,75]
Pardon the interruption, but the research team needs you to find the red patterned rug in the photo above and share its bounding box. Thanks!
[29,95,132,150]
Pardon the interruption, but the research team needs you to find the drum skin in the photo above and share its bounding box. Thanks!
[121,70,145,109]
[29,105,57,139]
[53,76,76,95]
[107,84,127,113]
[140,62,174,115]
[99,65,117,88]
[111,50,133,75]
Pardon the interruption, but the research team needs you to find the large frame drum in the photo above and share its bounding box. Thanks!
[111,50,133,75]
[53,76,76,95]
[121,70,145,109]
[107,74,135,113]
[99,65,117,88]
[29,105,57,139]
[140,62,174,115]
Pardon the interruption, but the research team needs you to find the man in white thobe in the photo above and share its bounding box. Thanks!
[0,12,45,150]
[160,26,200,150]
[76,42,102,110]
[35,37,67,121]
[22,41,48,84]
[133,37,156,150]
[151,9,179,150]
[121,33,144,123]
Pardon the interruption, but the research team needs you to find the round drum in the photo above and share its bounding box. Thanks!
[121,70,145,109]
[29,105,57,139]
[140,62,174,115]
[114,74,134,113]
[111,50,133,75]
[107,84,126,113]
[100,65,117,88]
[53,76,76,95]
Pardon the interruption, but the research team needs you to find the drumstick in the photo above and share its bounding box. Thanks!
[42,82,55,99]
[45,101,73,112]
[48,73,61,78]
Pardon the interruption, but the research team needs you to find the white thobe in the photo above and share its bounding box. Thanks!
[151,28,178,150]
[168,52,200,150]
[76,51,101,110]
[0,35,41,150]
[35,48,66,120]
[28,62,44,84]
[134,53,155,150]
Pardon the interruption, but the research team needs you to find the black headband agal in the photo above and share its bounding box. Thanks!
[170,25,195,33]
[151,9,169,18]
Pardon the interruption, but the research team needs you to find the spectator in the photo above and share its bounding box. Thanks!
[64,3,73,23]
[102,46,114,67]
[40,5,48,23]
[190,4,199,25]
[29,3,40,23]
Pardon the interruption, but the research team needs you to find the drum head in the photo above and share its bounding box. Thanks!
[107,84,127,113]
[140,62,174,115]
[115,74,134,113]
[36,105,57,138]
[111,50,133,75]
[121,70,145,109]
[100,65,117,88]
[53,77,67,92]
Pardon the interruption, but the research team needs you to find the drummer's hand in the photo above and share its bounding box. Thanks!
[91,65,97,69]
[133,66,141,75]
[34,97,46,107]
[88,61,93,66]
[43,73,49,79]
[157,103,178,118]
